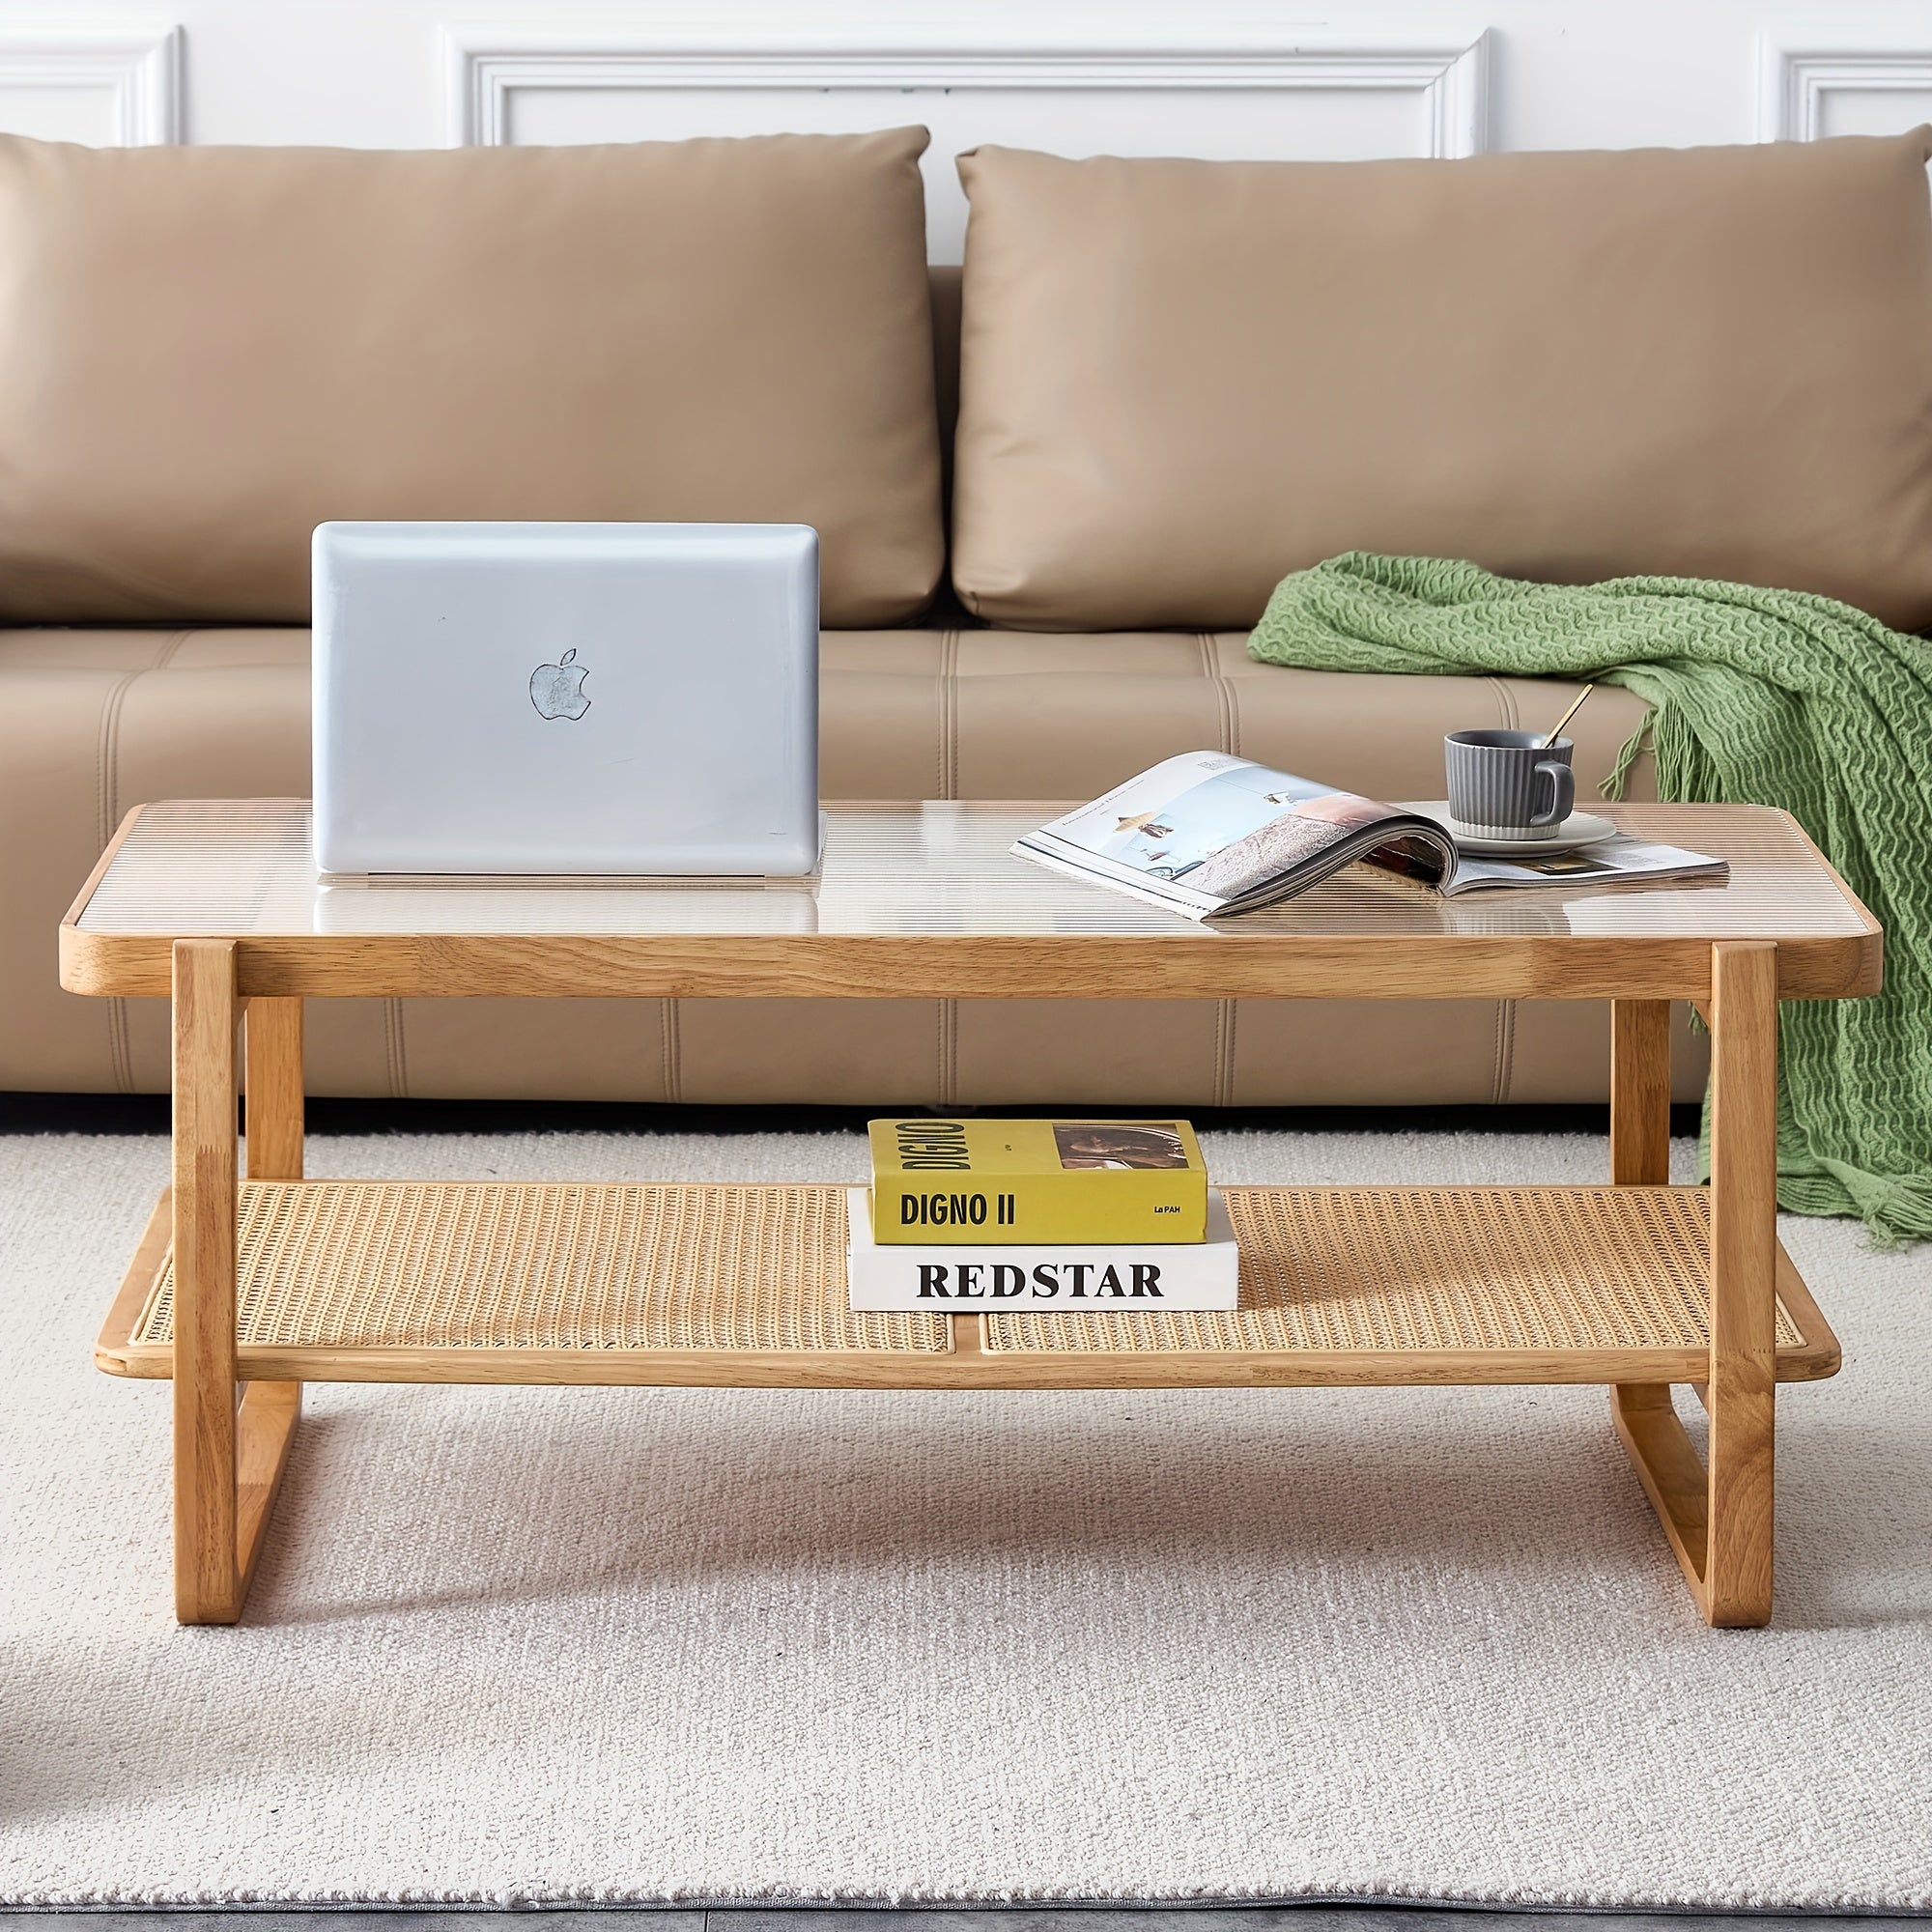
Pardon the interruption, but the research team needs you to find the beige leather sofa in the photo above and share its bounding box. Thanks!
[14,124,1928,1108]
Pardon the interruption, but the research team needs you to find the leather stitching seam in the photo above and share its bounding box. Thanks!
[939,628,958,799]
[95,672,137,1094]
[662,999,682,1105]
[1484,678,1521,1108]
[1198,633,1239,756]
[100,631,189,1094]
[1492,999,1517,1105]
[1215,998,1238,1108]
[937,998,958,1108]
[385,999,409,1100]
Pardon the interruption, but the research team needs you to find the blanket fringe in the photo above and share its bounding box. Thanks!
[1780,1164,1932,1251]
[1604,716,1651,802]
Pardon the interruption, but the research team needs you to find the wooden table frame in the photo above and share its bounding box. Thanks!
[171,950,304,1624]
[63,802,1879,1631]
[147,942,1783,1630]
[1609,959,1780,1628]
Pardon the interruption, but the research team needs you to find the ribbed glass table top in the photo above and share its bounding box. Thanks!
[73,799,1870,942]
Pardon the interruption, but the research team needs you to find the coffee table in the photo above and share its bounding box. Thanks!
[64,799,1878,1629]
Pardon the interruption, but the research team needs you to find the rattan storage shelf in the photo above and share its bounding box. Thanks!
[61,799,1878,1627]
[97,1179,1838,1391]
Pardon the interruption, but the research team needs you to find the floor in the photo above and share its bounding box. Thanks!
[8,1103,1929,1913]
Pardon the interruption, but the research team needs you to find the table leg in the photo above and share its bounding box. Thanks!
[1703,941,1778,1626]
[239,996,304,1608]
[1607,998,1681,1556]
[172,940,242,1623]
[1610,999,1672,1185]
[1611,943,1777,1626]
[244,997,304,1180]
[172,943,299,1625]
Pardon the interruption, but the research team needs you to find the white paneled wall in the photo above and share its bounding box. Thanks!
[0,25,178,143]
[447,29,1490,261]
[0,2,1927,260]
[1756,26,1932,141]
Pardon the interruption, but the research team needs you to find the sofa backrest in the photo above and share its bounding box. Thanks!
[0,128,946,629]
[8,128,1932,639]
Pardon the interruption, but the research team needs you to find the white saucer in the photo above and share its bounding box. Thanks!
[1402,804,1618,857]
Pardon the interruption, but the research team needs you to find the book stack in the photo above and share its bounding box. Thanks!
[847,1118,1238,1311]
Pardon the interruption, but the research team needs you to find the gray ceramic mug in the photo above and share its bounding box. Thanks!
[1443,729,1576,838]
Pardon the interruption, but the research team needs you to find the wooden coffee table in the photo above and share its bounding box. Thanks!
[63,800,1879,1629]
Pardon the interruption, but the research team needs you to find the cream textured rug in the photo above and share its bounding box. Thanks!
[4,1124,1931,1911]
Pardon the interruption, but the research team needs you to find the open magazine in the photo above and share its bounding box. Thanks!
[1012,752,1726,920]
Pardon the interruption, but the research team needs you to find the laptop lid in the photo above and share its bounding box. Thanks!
[312,522,818,875]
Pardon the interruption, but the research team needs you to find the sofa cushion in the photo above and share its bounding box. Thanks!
[0,128,944,627]
[952,132,1932,632]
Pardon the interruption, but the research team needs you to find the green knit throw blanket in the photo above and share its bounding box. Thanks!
[1248,552,1932,1244]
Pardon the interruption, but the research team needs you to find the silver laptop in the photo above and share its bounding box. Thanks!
[312,522,819,876]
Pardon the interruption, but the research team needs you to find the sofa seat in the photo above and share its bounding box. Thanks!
[3,624,1704,1106]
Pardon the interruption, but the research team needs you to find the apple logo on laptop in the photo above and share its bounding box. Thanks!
[528,647,590,722]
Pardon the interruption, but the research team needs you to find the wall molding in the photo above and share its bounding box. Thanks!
[443,26,1491,158]
[0,25,181,143]
[1757,26,1932,142]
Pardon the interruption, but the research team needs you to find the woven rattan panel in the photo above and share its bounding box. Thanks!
[984,1186,1804,1355]
[136,1182,951,1355]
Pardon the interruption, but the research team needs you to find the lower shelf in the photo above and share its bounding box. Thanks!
[97,1179,1840,1390]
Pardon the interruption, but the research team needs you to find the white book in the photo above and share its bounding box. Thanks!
[845,1186,1239,1312]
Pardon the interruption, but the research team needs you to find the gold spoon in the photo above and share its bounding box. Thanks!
[1541,683,1593,748]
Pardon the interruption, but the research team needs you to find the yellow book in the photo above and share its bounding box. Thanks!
[867,1118,1208,1245]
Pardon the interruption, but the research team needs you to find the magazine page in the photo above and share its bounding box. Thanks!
[1012,752,1458,920]
[1440,834,1728,896]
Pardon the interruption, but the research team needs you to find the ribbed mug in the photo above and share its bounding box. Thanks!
[1443,729,1576,838]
